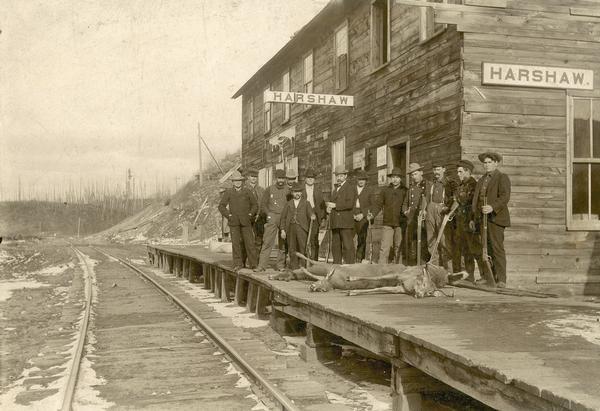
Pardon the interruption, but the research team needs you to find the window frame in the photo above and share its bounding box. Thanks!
[419,0,462,44]
[302,50,314,111]
[281,69,291,124]
[566,96,600,231]
[263,84,271,135]
[370,0,391,71]
[331,137,346,189]
[247,96,254,139]
[333,20,349,92]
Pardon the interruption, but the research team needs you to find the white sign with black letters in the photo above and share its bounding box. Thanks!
[482,63,593,90]
[264,90,354,107]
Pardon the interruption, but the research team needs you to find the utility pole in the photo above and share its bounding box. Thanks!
[198,122,203,184]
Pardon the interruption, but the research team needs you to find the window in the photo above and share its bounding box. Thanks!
[247,97,254,138]
[303,52,313,94]
[258,167,272,188]
[334,22,349,91]
[331,137,346,188]
[568,97,600,230]
[370,0,390,69]
[263,85,271,134]
[282,70,291,123]
[419,0,461,43]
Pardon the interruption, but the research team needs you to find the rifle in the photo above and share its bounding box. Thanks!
[481,196,497,287]
[416,194,426,265]
[305,217,313,260]
[428,201,459,264]
[325,214,332,263]
[367,213,373,264]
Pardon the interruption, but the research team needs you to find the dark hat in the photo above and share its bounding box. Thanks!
[230,171,245,181]
[244,168,258,177]
[457,160,474,172]
[387,167,403,177]
[407,163,423,173]
[478,151,502,163]
[334,165,349,175]
[218,186,227,194]
[304,167,317,178]
[432,162,447,168]
[274,169,286,179]
[291,182,303,192]
[354,169,368,180]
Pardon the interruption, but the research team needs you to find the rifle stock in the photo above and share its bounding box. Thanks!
[482,196,496,287]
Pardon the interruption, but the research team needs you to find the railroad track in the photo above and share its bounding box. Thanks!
[60,246,300,411]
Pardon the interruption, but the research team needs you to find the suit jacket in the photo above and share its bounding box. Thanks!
[281,198,315,234]
[330,180,356,229]
[302,184,326,223]
[472,169,511,227]
[354,184,376,218]
[372,184,407,227]
[218,187,257,227]
[246,183,265,208]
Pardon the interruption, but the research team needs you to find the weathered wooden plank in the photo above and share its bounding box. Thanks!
[464,0,507,8]
[571,7,600,17]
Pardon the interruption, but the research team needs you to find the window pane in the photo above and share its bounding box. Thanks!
[574,99,590,158]
[304,53,313,84]
[572,163,589,218]
[592,164,600,219]
[335,25,347,57]
[593,100,600,158]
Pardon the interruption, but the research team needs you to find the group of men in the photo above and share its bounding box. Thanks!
[218,151,511,287]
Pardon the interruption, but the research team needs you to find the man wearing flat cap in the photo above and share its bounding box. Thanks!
[472,152,511,287]
[353,169,377,263]
[255,168,289,272]
[280,182,316,269]
[243,168,265,259]
[371,167,407,264]
[426,162,458,271]
[218,171,258,270]
[402,163,431,265]
[328,165,356,264]
[302,167,325,259]
[453,160,489,283]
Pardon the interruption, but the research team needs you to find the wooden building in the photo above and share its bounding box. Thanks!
[232,0,600,289]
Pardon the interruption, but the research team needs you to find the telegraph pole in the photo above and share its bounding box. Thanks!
[198,122,203,184]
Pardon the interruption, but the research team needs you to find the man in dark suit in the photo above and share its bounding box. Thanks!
[472,152,511,288]
[328,165,356,264]
[372,168,407,264]
[353,169,376,263]
[244,168,265,254]
[302,167,325,259]
[280,183,316,269]
[218,171,258,270]
[402,163,432,265]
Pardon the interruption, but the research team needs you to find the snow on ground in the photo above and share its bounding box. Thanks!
[544,313,600,346]
[32,262,75,276]
[0,280,50,302]
[0,249,19,265]
[151,268,268,329]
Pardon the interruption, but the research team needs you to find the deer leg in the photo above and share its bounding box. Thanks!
[346,274,399,282]
[299,267,324,281]
[347,285,407,296]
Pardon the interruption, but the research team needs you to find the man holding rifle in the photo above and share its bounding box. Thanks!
[353,169,377,263]
[403,163,431,265]
[472,152,511,288]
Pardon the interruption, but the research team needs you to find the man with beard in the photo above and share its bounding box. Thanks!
[371,168,407,264]
[302,167,325,259]
[280,183,316,269]
[454,160,489,283]
[403,163,431,265]
[472,152,511,288]
[218,171,258,271]
[327,165,356,264]
[255,169,289,272]
[426,163,458,271]
[353,169,376,263]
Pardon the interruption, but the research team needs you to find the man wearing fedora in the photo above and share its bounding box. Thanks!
[426,162,459,271]
[371,167,407,264]
[218,171,258,270]
[403,163,431,265]
[454,160,489,283]
[328,165,356,264]
[302,167,325,259]
[280,182,317,269]
[255,169,289,272]
[472,152,511,288]
[353,169,376,263]
[243,168,265,258]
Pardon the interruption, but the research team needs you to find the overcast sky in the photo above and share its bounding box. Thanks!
[0,0,328,200]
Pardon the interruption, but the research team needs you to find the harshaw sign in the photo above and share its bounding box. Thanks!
[482,63,594,90]
[264,90,354,107]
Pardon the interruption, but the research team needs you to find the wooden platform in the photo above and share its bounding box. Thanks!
[147,244,600,411]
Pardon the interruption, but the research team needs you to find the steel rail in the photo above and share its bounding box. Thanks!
[60,247,95,411]
[92,246,301,411]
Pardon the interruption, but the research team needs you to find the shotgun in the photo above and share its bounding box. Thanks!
[325,214,332,263]
[428,201,459,264]
[481,196,496,287]
[367,212,373,264]
[416,194,426,265]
